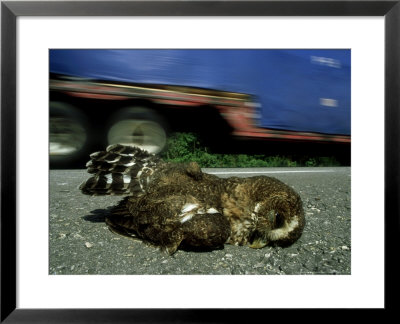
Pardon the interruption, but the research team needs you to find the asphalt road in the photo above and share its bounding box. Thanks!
[49,167,351,275]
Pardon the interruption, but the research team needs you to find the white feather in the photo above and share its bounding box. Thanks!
[268,217,299,241]
[180,203,198,215]
[206,208,219,214]
[180,213,195,223]
[254,202,262,213]
[105,174,113,184]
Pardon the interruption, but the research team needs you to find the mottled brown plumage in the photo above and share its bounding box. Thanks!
[79,144,305,254]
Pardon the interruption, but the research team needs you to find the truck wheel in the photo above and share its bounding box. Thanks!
[50,101,91,167]
[107,107,168,154]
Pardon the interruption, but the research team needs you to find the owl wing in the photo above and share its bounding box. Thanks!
[106,193,230,255]
[79,144,164,196]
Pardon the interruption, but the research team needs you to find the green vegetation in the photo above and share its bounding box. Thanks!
[160,132,342,168]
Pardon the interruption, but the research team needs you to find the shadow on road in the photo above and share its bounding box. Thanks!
[82,208,112,223]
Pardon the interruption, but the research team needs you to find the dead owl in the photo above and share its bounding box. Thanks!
[79,144,305,254]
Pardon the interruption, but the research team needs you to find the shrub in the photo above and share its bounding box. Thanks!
[161,132,341,167]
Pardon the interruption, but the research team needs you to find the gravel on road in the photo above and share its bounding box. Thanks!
[49,167,351,275]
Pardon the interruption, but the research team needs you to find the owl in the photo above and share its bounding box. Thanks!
[79,144,305,254]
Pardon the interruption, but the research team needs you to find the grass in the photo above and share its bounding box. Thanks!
[160,132,342,168]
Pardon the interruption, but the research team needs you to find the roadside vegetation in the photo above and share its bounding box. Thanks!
[160,132,342,168]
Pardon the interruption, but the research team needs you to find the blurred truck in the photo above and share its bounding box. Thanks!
[49,49,350,167]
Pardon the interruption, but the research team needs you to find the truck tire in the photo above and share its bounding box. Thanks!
[50,101,91,167]
[107,107,168,154]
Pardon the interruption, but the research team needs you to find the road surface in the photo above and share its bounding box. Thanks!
[49,167,351,275]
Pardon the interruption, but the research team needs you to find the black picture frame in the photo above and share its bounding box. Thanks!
[1,0,398,322]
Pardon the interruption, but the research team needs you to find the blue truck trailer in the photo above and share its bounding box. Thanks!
[49,49,351,166]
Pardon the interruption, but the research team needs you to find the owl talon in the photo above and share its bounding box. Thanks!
[249,238,268,249]
[164,244,180,255]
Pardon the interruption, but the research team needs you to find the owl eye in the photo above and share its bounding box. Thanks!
[266,210,284,228]
[274,212,285,228]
